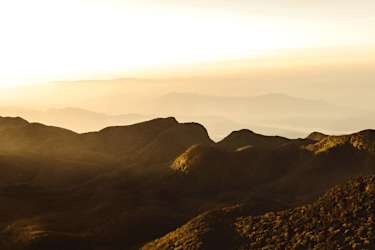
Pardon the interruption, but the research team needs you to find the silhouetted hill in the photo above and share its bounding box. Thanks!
[142,175,375,250]
[0,106,307,140]
[0,116,29,130]
[82,117,179,157]
[0,116,213,188]
[82,118,213,166]
[306,131,329,141]
[134,122,213,165]
[0,116,212,164]
[217,129,290,151]
[0,116,85,159]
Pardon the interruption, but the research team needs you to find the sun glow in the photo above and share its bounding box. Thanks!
[0,0,374,86]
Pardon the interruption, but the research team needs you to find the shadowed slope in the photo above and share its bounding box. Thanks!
[170,140,313,196]
[1,116,375,249]
[0,116,213,189]
[133,122,213,165]
[81,117,179,157]
[0,116,79,155]
[171,145,228,174]
[217,129,290,151]
[0,116,212,164]
[142,176,375,250]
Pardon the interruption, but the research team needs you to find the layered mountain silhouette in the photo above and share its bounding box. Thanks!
[0,105,306,140]
[0,116,212,163]
[0,116,375,249]
[153,92,346,117]
[0,106,150,133]
[5,91,375,140]
[0,116,212,189]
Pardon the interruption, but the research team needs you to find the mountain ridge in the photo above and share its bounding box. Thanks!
[142,175,375,250]
[1,115,375,249]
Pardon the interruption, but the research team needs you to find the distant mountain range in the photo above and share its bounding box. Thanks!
[2,92,375,140]
[0,106,150,133]
[0,116,375,249]
[153,92,348,117]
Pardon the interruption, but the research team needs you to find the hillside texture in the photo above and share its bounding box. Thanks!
[1,116,375,249]
[143,176,375,250]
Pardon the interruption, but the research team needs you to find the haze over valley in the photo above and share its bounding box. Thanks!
[1,0,375,249]
[2,74,375,140]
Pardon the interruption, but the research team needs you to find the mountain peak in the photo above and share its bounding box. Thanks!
[357,129,375,137]
[229,129,255,136]
[306,129,375,154]
[0,116,29,127]
[135,122,214,164]
[218,129,289,151]
[306,131,329,141]
[98,117,178,133]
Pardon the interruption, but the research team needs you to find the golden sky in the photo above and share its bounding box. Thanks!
[0,0,375,85]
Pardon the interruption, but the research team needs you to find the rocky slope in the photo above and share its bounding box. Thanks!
[142,176,375,250]
[306,130,375,154]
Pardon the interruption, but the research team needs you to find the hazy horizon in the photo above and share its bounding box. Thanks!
[2,2,375,249]
[1,0,375,139]
[1,0,375,84]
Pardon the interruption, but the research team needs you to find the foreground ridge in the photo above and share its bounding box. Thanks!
[142,176,375,250]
